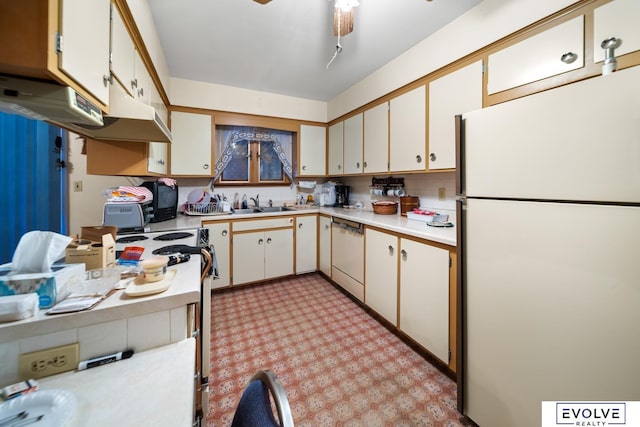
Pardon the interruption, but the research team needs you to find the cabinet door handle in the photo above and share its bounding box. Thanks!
[416,155,422,163]
[266,237,272,244]
[131,78,138,89]
[258,238,264,245]
[401,249,407,258]
[221,230,228,236]
[137,87,144,97]
[560,52,578,64]
[103,74,111,87]
[429,153,436,162]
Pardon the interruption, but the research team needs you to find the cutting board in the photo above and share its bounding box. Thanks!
[124,269,176,297]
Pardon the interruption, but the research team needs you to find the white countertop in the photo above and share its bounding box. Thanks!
[37,338,195,427]
[0,259,201,343]
[149,206,456,247]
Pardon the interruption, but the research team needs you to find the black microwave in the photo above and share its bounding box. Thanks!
[140,181,178,222]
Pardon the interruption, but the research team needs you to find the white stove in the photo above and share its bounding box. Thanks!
[115,228,203,260]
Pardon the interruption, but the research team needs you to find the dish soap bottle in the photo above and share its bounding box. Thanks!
[241,194,248,209]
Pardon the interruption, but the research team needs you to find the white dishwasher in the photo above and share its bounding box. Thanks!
[331,217,365,301]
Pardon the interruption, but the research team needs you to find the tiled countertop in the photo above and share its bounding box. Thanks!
[149,206,457,247]
[0,258,201,343]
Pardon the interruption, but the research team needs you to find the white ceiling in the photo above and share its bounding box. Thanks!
[148,0,482,102]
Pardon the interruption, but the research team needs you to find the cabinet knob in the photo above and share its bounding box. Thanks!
[302,165,307,171]
[258,238,264,245]
[298,223,303,228]
[102,74,111,87]
[203,164,209,170]
[356,162,360,169]
[325,224,330,229]
[429,153,436,162]
[363,161,367,168]
[338,164,342,170]
[138,87,144,97]
[560,52,578,64]
[221,230,228,236]
[131,78,138,89]
[267,237,272,244]
[388,245,394,254]
[157,159,165,165]
[416,155,422,163]
[401,249,407,257]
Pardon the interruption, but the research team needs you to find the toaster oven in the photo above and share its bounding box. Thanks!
[103,201,152,232]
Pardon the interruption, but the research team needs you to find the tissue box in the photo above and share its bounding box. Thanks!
[65,234,116,271]
[0,294,39,322]
[0,263,85,309]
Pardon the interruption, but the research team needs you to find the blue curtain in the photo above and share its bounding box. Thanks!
[0,112,67,264]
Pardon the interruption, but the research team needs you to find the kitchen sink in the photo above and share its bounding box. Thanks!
[231,206,294,215]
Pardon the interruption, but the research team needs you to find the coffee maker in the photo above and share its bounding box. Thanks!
[334,184,350,207]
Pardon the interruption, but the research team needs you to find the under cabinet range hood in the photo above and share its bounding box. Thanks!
[0,74,104,127]
[0,75,172,143]
[67,82,172,143]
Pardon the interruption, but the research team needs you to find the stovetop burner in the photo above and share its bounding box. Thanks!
[116,235,149,244]
[152,244,202,255]
[153,232,194,241]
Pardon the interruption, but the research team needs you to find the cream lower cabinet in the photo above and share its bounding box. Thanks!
[295,215,317,274]
[203,221,230,289]
[399,238,450,364]
[318,216,332,276]
[232,218,294,285]
[365,228,399,326]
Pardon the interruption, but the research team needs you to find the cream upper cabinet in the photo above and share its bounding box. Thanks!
[399,238,450,364]
[428,61,483,170]
[487,16,584,95]
[133,50,151,105]
[328,121,344,175]
[343,113,364,174]
[593,0,640,63]
[365,228,398,326]
[318,216,332,276]
[59,0,111,105]
[363,102,389,174]
[295,216,317,274]
[299,125,326,176]
[147,142,168,175]
[170,111,212,176]
[205,221,230,289]
[389,85,426,172]
[110,5,136,97]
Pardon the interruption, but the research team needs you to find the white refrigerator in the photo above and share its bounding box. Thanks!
[456,65,640,426]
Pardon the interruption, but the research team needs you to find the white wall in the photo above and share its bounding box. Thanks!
[67,133,132,236]
[328,0,580,120]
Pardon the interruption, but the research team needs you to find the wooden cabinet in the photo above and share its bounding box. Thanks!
[363,102,389,174]
[389,86,426,172]
[170,111,213,176]
[295,215,317,274]
[110,4,136,97]
[328,122,344,175]
[298,124,326,176]
[428,61,483,170]
[203,221,230,289]
[365,228,399,326]
[343,113,363,174]
[0,0,111,109]
[331,224,364,301]
[232,217,294,285]
[318,215,332,276]
[399,238,450,364]
[86,138,167,176]
[487,16,584,95]
[593,0,640,65]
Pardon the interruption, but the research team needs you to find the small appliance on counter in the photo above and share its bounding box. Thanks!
[103,201,153,232]
[334,184,350,207]
[140,180,178,222]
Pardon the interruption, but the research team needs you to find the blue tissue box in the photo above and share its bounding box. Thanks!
[0,264,85,309]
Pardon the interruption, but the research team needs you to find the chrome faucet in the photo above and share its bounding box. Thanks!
[250,195,260,208]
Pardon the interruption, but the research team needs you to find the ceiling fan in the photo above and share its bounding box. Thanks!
[252,0,356,36]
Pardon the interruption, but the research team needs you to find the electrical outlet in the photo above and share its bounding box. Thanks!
[438,187,446,201]
[19,343,79,379]
[73,180,83,192]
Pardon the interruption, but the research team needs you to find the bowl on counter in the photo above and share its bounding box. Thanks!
[371,201,398,215]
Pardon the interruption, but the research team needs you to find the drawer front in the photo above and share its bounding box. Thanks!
[232,217,294,232]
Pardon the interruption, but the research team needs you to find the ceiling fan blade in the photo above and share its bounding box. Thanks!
[333,8,354,36]
[253,0,272,4]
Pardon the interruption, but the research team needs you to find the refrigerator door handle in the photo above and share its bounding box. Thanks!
[455,114,464,197]
[455,197,465,413]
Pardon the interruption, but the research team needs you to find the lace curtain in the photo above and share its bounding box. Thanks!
[214,126,294,182]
